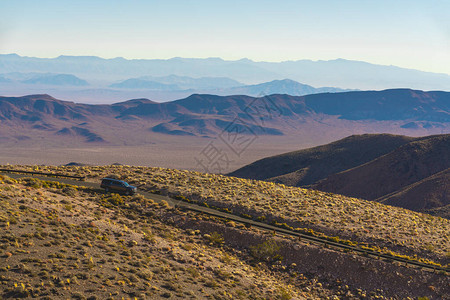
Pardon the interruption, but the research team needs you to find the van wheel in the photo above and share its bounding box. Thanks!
[105,187,109,193]
[125,190,130,196]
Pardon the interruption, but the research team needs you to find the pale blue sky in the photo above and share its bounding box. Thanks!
[1,0,449,74]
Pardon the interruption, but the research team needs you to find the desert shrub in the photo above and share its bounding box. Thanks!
[279,287,292,300]
[186,267,200,278]
[130,194,146,202]
[106,193,124,206]
[240,213,252,219]
[62,186,77,196]
[159,200,170,208]
[173,194,189,202]
[138,269,154,281]
[250,239,283,263]
[207,232,224,246]
[256,215,267,222]
[72,292,87,300]
[204,279,219,288]
[3,286,31,298]
[22,177,42,188]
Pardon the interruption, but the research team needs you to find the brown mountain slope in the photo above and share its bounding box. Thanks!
[313,134,450,203]
[378,168,449,214]
[228,134,417,185]
[2,89,449,141]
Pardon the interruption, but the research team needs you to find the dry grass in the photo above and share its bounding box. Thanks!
[0,174,326,299]
[2,164,448,265]
[0,170,447,299]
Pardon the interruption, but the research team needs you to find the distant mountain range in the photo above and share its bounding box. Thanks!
[1,72,89,86]
[22,74,89,86]
[119,89,449,136]
[222,79,350,96]
[1,70,350,102]
[110,79,179,90]
[229,134,450,218]
[1,53,450,91]
[109,77,350,96]
[110,75,242,90]
[0,89,448,145]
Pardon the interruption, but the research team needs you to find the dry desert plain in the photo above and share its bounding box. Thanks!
[0,124,444,173]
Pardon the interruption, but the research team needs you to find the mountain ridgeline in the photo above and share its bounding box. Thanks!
[110,77,349,96]
[229,134,450,218]
[0,89,448,144]
[2,53,450,90]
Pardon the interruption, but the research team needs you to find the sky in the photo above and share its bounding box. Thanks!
[1,0,449,74]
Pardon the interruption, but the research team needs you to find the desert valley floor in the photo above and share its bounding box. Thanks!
[0,128,445,173]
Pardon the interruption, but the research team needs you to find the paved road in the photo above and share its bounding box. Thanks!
[2,171,448,273]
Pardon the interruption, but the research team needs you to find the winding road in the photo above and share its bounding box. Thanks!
[1,169,448,274]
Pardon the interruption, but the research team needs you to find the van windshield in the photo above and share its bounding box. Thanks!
[122,181,129,187]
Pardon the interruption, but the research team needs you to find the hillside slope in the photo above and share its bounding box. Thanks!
[378,168,449,216]
[228,134,416,185]
[0,174,319,299]
[3,164,449,264]
[313,134,450,203]
[1,169,448,299]
[229,134,450,216]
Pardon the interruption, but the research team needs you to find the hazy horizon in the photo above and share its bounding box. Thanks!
[1,0,449,75]
[2,53,450,77]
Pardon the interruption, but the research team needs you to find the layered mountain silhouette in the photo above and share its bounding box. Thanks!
[0,89,448,143]
[21,74,89,86]
[2,54,450,90]
[109,77,348,96]
[229,134,450,217]
[117,88,449,123]
[110,79,179,90]
[223,79,349,96]
[0,70,350,103]
[111,75,242,90]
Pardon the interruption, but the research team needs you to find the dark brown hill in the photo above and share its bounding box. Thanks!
[310,135,450,216]
[302,89,449,122]
[1,89,449,138]
[228,134,417,185]
[229,134,450,217]
[378,168,449,215]
[0,89,448,146]
[117,89,450,123]
[313,134,450,200]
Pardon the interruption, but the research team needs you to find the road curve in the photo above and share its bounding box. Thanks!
[1,171,448,274]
